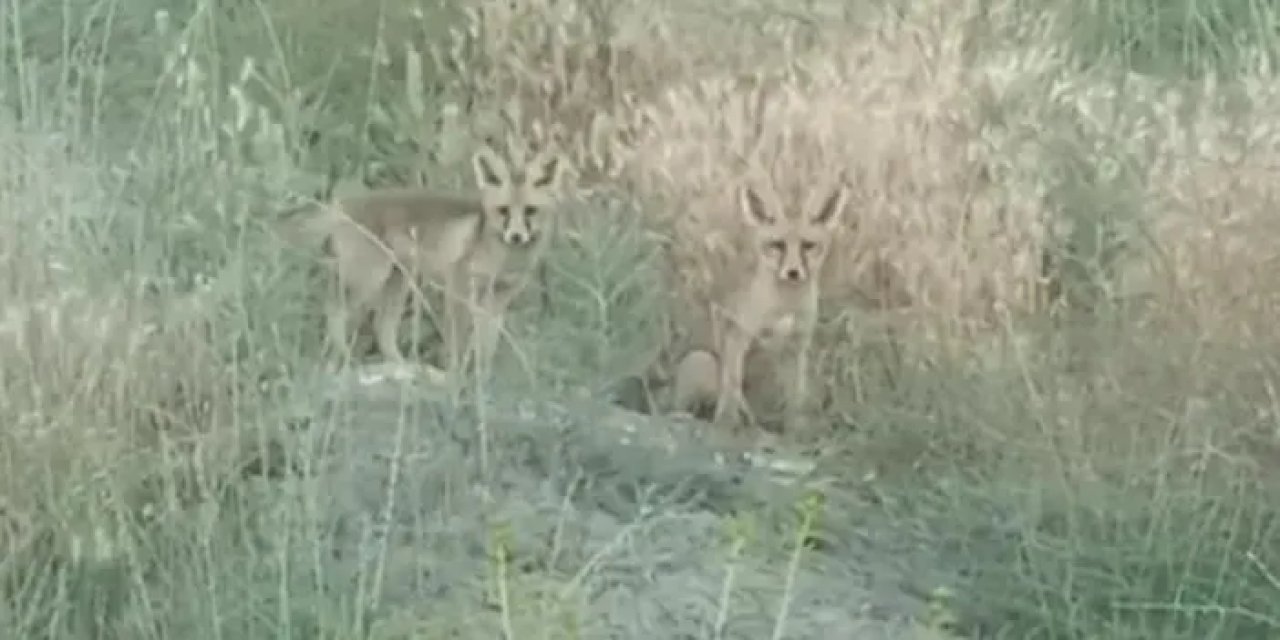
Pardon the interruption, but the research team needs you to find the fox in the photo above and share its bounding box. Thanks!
[667,178,849,436]
[278,141,566,375]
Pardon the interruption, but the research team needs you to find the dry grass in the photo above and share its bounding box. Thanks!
[1,0,1279,636]
[0,116,245,639]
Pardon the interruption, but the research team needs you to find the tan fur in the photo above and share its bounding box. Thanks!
[289,142,566,374]
[669,178,848,434]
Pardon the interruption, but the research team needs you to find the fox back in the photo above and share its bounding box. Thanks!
[310,140,566,282]
[333,189,484,272]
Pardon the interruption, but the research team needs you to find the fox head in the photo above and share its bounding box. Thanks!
[738,181,848,287]
[471,143,565,248]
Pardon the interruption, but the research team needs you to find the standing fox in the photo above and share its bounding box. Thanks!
[668,178,848,435]
[280,141,566,375]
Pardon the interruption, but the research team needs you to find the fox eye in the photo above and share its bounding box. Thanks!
[524,206,538,217]
[800,240,817,252]
[764,240,785,253]
[496,206,510,217]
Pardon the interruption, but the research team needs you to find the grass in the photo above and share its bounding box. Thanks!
[2,0,1279,638]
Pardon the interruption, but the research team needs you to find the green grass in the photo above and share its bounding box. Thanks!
[1,0,1279,638]
[1064,0,1280,76]
[980,0,1280,76]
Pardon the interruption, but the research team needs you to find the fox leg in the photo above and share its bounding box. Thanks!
[327,269,390,362]
[464,277,516,380]
[439,272,471,376]
[780,338,812,434]
[370,270,411,362]
[712,330,754,429]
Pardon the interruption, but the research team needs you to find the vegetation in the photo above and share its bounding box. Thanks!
[1,0,1278,637]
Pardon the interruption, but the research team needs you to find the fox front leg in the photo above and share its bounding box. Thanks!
[712,330,753,429]
[780,336,813,434]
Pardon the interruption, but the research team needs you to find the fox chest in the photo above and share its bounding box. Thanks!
[728,285,814,347]
[755,308,803,348]
[464,240,540,292]
[716,302,806,354]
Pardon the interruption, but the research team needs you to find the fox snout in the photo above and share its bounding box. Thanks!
[502,226,535,246]
[495,205,539,247]
[777,252,810,284]
[763,237,819,286]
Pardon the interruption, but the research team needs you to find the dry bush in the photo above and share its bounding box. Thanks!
[621,0,1280,355]
[627,0,1059,352]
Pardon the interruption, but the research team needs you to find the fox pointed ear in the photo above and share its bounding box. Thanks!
[738,185,774,227]
[471,144,511,189]
[812,183,848,228]
[529,151,564,190]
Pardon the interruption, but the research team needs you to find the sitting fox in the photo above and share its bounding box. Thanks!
[625,177,848,438]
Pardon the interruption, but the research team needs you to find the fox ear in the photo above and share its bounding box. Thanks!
[812,183,848,228]
[471,144,511,189]
[529,151,564,190]
[738,186,774,227]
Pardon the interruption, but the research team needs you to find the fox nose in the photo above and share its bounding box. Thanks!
[506,230,529,245]
[783,267,803,281]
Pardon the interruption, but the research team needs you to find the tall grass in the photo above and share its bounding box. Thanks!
[1,0,1278,638]
[1050,0,1280,76]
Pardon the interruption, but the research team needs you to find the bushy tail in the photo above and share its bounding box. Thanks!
[611,346,720,418]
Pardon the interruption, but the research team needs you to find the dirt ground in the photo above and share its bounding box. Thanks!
[261,363,967,638]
